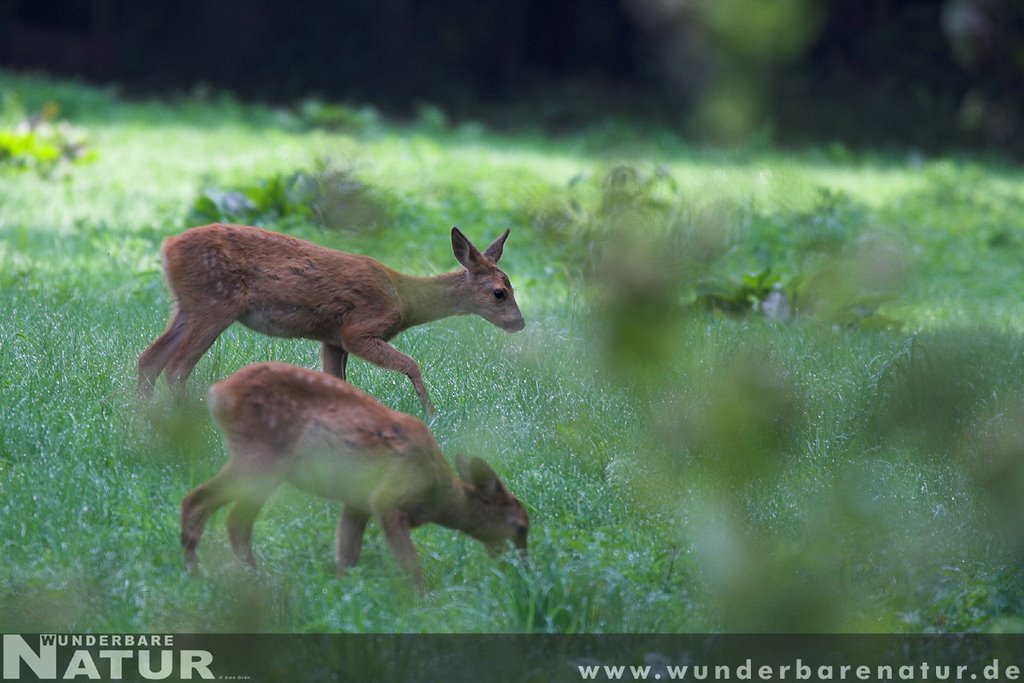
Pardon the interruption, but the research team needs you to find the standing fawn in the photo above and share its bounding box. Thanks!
[180,362,529,589]
[138,223,525,416]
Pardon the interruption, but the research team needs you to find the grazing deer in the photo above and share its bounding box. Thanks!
[137,223,525,416]
[180,362,529,589]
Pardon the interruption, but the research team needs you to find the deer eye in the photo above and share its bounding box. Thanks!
[493,288,506,300]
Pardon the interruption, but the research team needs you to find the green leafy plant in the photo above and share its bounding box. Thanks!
[578,166,897,326]
[296,98,380,133]
[189,170,316,227]
[0,101,95,175]
[188,163,390,231]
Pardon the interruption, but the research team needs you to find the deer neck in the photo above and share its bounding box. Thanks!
[430,480,477,534]
[395,270,469,329]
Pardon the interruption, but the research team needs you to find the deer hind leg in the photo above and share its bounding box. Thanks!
[320,343,349,381]
[163,306,238,393]
[181,464,242,574]
[335,505,369,576]
[137,310,187,397]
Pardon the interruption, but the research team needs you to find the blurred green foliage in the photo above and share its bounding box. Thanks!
[294,99,381,134]
[561,164,902,330]
[0,95,94,175]
[189,163,392,232]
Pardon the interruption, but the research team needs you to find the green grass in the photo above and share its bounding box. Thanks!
[2,70,1024,633]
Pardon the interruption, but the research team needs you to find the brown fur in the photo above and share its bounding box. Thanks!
[138,223,525,415]
[180,362,529,589]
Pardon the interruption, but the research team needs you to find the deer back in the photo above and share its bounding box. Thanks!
[163,224,403,340]
[209,362,453,512]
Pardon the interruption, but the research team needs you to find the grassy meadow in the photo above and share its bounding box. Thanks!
[2,71,1024,633]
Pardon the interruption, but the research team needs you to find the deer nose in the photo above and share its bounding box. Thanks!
[504,316,526,332]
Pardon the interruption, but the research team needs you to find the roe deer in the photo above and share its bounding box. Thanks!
[138,223,525,416]
[180,362,529,589]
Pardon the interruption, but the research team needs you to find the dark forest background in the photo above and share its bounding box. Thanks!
[1,0,1022,152]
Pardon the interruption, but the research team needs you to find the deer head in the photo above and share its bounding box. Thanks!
[452,227,526,333]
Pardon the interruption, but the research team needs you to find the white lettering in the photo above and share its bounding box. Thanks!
[100,650,134,680]
[180,650,214,680]
[62,651,100,680]
[139,650,173,680]
[3,634,57,680]
[667,665,689,680]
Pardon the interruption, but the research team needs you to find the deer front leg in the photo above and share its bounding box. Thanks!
[376,509,427,591]
[343,336,436,418]
[335,505,369,577]
[226,484,277,569]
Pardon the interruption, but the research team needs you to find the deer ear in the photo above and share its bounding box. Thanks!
[483,229,510,263]
[469,457,500,498]
[451,227,483,272]
[455,453,473,483]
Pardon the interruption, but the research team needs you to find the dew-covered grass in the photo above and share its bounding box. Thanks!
[2,71,1024,633]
